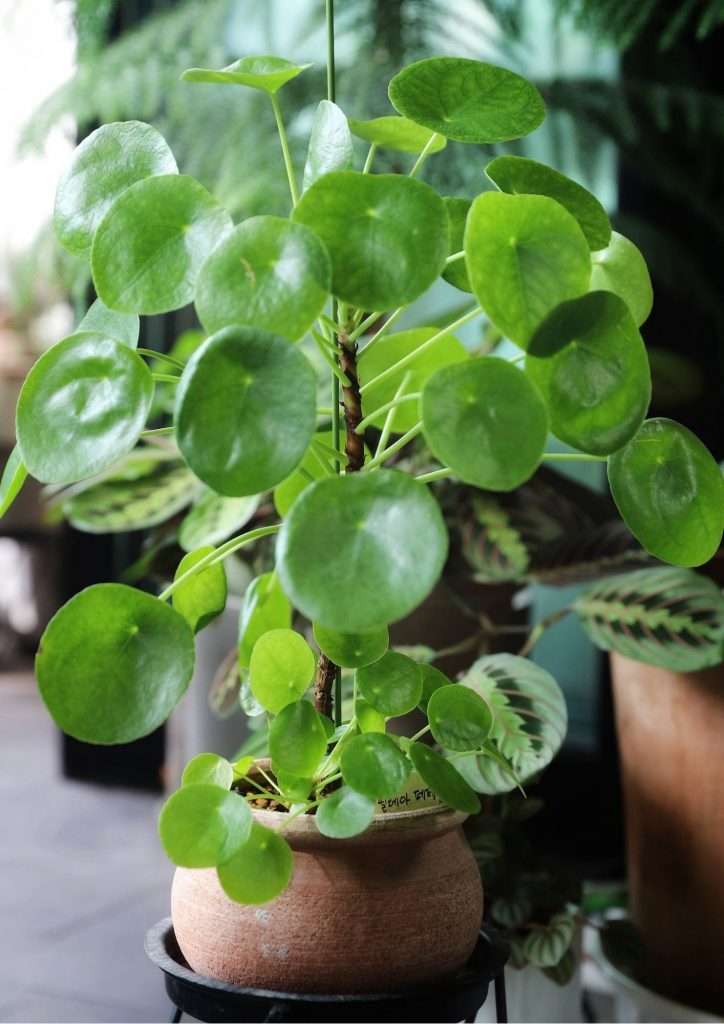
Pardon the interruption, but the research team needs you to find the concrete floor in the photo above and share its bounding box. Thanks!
[0,670,174,1023]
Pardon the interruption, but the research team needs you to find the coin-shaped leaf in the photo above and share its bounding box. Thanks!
[355,651,422,717]
[347,115,447,154]
[54,120,178,258]
[304,100,355,190]
[358,327,468,434]
[77,297,139,348]
[275,771,313,802]
[525,291,651,455]
[172,546,228,634]
[249,628,316,713]
[277,470,448,630]
[355,699,386,734]
[389,57,545,143]
[422,357,548,491]
[408,742,480,814]
[0,446,27,520]
[341,733,411,800]
[590,232,652,327]
[159,784,252,868]
[608,418,724,566]
[486,156,611,251]
[217,823,294,905]
[238,573,292,670]
[418,664,451,711]
[465,192,591,348]
[442,197,473,292]
[182,56,311,94]
[194,216,330,340]
[16,332,153,485]
[36,583,195,743]
[174,326,316,496]
[427,684,493,751]
[268,699,328,777]
[182,752,234,789]
[92,174,232,314]
[293,171,448,311]
[316,786,376,839]
[313,622,389,668]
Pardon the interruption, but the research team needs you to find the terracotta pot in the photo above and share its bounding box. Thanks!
[611,652,724,1015]
[171,800,483,993]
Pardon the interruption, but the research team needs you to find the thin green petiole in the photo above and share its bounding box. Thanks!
[409,132,440,178]
[312,438,346,463]
[349,309,383,341]
[308,443,335,477]
[151,373,180,385]
[355,304,406,349]
[540,453,608,462]
[314,322,337,351]
[416,467,453,484]
[508,353,525,364]
[158,525,280,601]
[140,426,175,438]
[365,422,423,470]
[409,725,431,743]
[319,313,343,334]
[445,250,465,265]
[363,142,378,174]
[137,348,185,370]
[312,330,352,386]
[354,392,421,434]
[256,764,282,794]
[270,92,299,207]
[374,371,411,459]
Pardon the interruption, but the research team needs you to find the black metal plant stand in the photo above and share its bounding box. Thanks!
[145,918,509,1024]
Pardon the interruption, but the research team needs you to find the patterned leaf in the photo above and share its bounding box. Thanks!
[492,895,532,929]
[208,646,241,719]
[522,912,575,968]
[179,491,260,552]
[574,567,724,672]
[542,945,577,985]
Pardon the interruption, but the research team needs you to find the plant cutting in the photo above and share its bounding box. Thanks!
[3,2,723,995]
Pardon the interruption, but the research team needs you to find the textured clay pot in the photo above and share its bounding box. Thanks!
[172,799,483,993]
[611,652,724,1015]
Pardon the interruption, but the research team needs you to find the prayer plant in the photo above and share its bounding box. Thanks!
[2,46,722,905]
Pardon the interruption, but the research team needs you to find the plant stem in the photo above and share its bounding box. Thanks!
[365,422,423,470]
[137,348,185,370]
[270,92,298,207]
[517,606,572,659]
[445,250,465,265]
[158,525,280,601]
[374,371,411,458]
[540,453,608,462]
[312,438,346,462]
[319,313,343,334]
[508,353,526,364]
[140,426,175,438]
[354,392,420,434]
[409,132,439,177]
[360,306,482,394]
[151,372,180,384]
[363,143,377,173]
[353,303,405,347]
[409,724,431,743]
[416,467,453,484]
[312,330,352,386]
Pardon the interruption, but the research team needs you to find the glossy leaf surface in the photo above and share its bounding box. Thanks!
[293,171,448,311]
[347,115,447,153]
[355,699,386,734]
[36,583,195,743]
[182,56,310,93]
[181,753,234,789]
[268,699,328,777]
[238,573,292,670]
[217,823,293,905]
[194,216,330,340]
[0,447,27,520]
[422,357,548,491]
[249,628,316,713]
[408,743,480,814]
[172,546,228,634]
[355,651,422,717]
[277,470,448,630]
[178,493,260,552]
[427,684,493,751]
[608,419,724,566]
[316,786,376,838]
[92,174,232,314]
[418,664,451,710]
[389,57,545,143]
[313,622,389,668]
[77,297,139,348]
[442,197,473,292]
[159,784,251,868]
[175,326,316,496]
[340,733,411,800]
[16,333,153,485]
[590,232,652,326]
[304,101,354,189]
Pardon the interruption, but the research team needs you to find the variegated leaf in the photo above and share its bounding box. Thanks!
[178,491,260,552]
[208,646,242,719]
[522,911,575,968]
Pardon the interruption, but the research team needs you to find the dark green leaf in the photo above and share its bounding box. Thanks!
[347,115,447,153]
[427,684,492,751]
[304,101,354,190]
[591,232,652,327]
[542,946,577,986]
[522,912,575,968]
[408,742,480,814]
[217,822,293,904]
[275,770,312,801]
[159,784,251,868]
[418,664,451,710]
[0,446,28,520]
[77,297,139,348]
[238,573,292,670]
[316,786,376,838]
[313,622,388,668]
[172,546,228,633]
[249,628,316,713]
[182,56,311,94]
[442,197,472,292]
[599,918,647,979]
[341,732,411,800]
[268,699,328,777]
[36,583,195,743]
[355,651,423,717]
[178,492,259,552]
[182,752,234,789]
[491,895,532,929]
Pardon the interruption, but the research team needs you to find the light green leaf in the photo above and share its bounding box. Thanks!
[347,115,447,154]
[389,57,545,144]
[174,326,316,497]
[16,332,153,485]
[442,197,473,292]
[182,752,234,789]
[465,192,591,348]
[159,784,252,868]
[355,651,422,717]
[590,232,653,327]
[182,56,311,94]
[313,622,388,668]
[608,418,724,566]
[231,755,254,781]
[194,216,330,340]
[55,120,177,258]
[427,684,492,751]
[275,770,312,801]
[277,470,448,630]
[523,913,575,968]
[172,546,228,634]
[316,786,376,838]
[273,429,338,517]
[238,573,292,670]
[36,583,195,744]
[179,492,260,552]
[354,699,386,734]
[268,699,328,777]
[0,447,28,521]
[249,628,316,713]
[217,822,293,904]
[77,297,139,348]
[293,171,448,311]
[341,732,411,800]
[304,100,354,190]
[408,742,480,814]
[91,174,232,315]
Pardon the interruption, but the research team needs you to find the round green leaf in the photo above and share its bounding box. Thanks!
[525,291,651,455]
[54,120,177,258]
[304,101,355,190]
[182,56,310,94]
[238,573,292,670]
[275,770,312,802]
[249,628,316,713]
[408,742,480,814]
[418,664,451,710]
[159,784,251,868]
[465,192,591,348]
[354,699,386,734]
[172,546,228,634]
[485,155,611,251]
[316,786,376,839]
[355,651,422,717]
[389,57,545,144]
[347,115,447,154]
[0,446,27,521]
[174,326,316,496]
[268,699,328,777]
[422,357,548,491]
[77,297,139,348]
[340,733,411,800]
[92,174,232,315]
[590,232,652,327]
[293,172,448,311]
[608,418,724,566]
[178,492,260,552]
[427,684,493,751]
[313,622,388,668]
[194,216,330,340]
[277,470,448,630]
[442,197,473,292]
[358,327,468,434]
[217,822,293,905]
[182,753,234,789]
[16,332,153,485]
[36,583,195,744]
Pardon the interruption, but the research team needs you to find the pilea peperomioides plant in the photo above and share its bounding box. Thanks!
[3,50,723,908]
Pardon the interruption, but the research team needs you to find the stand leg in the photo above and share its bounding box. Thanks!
[168,1006,182,1023]
[494,971,508,1024]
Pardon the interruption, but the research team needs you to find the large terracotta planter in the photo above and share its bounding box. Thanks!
[611,652,724,1015]
[172,801,483,993]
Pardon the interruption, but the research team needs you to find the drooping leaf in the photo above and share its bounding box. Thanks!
[486,155,611,251]
[355,651,423,717]
[408,742,481,814]
[77,297,139,348]
[427,684,492,751]
[442,197,473,292]
[277,470,448,630]
[16,333,153,485]
[249,628,316,713]
[182,56,311,94]
[347,115,447,154]
[217,823,293,905]
[293,171,449,311]
[0,447,28,520]
[172,546,228,634]
[608,418,724,566]
[573,567,724,672]
[174,326,316,497]
[465,192,591,348]
[313,622,388,668]
[238,573,292,670]
[422,357,548,491]
[389,57,545,143]
[268,699,328,777]
[316,786,376,838]
[54,120,178,258]
[304,101,355,190]
[159,784,252,868]
[36,583,195,744]
[182,752,234,789]
[91,175,232,315]
[194,216,331,340]
[523,913,575,968]
[179,492,260,552]
[341,732,411,800]
[590,232,652,327]
[358,327,468,434]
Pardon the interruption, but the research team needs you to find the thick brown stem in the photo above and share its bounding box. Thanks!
[314,653,336,718]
